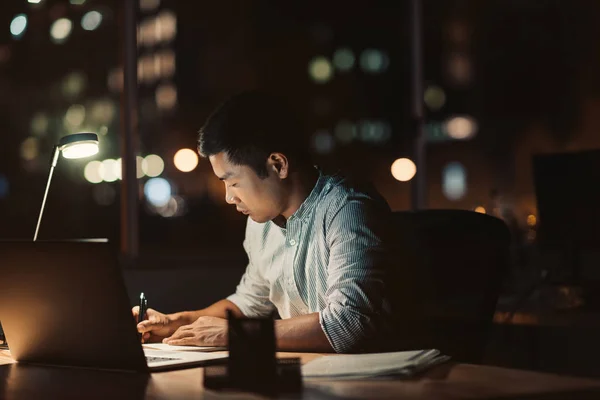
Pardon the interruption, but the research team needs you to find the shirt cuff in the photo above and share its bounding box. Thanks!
[318,309,344,353]
[226,293,254,318]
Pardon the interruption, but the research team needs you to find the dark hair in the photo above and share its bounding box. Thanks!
[198,90,309,178]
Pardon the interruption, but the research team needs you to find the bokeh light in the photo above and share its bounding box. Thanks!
[445,116,478,140]
[474,206,486,214]
[70,0,86,4]
[359,120,391,143]
[332,48,355,71]
[334,120,357,144]
[136,155,145,179]
[84,160,104,184]
[442,162,467,200]
[359,49,389,73]
[391,158,416,182]
[156,195,185,218]
[446,52,472,85]
[65,104,86,127]
[308,56,333,83]
[161,50,176,76]
[50,18,73,43]
[424,85,446,110]
[155,83,177,110]
[312,130,335,155]
[20,137,39,161]
[173,148,199,172]
[140,0,161,12]
[101,159,119,182]
[142,154,164,177]
[89,99,115,124]
[81,11,102,31]
[31,113,49,136]
[114,158,123,180]
[527,214,537,227]
[157,10,177,42]
[62,71,87,98]
[144,177,171,207]
[10,14,27,38]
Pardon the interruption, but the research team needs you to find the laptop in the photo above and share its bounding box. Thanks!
[0,241,227,372]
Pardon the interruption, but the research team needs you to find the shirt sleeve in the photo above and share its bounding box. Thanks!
[319,193,389,353]
[227,219,276,317]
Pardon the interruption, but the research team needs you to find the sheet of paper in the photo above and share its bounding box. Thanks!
[302,349,444,378]
[142,343,224,352]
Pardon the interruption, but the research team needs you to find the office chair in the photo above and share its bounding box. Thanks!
[386,209,511,364]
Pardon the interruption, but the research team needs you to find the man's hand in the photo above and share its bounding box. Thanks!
[163,316,227,346]
[132,306,182,343]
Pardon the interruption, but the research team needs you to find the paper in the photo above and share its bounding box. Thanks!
[142,343,225,352]
[301,349,449,378]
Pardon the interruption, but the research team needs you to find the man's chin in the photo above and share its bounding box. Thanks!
[249,214,270,223]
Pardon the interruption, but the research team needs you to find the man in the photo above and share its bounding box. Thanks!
[134,91,393,353]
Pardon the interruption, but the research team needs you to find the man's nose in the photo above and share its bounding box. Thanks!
[225,188,237,204]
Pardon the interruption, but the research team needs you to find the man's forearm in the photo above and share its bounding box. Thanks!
[275,312,334,352]
[170,299,244,325]
[169,302,333,352]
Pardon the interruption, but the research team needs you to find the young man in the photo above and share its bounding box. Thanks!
[134,91,393,353]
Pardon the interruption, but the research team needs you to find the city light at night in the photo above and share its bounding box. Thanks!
[173,148,199,172]
[10,15,27,38]
[391,158,416,182]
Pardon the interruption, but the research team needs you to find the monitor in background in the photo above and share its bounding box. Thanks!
[532,149,600,283]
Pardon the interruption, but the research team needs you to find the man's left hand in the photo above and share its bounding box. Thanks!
[163,316,227,346]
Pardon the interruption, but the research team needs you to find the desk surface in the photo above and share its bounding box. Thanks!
[2,350,600,400]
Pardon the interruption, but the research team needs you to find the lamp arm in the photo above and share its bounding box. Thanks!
[33,146,60,241]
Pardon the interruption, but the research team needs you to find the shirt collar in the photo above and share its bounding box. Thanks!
[289,167,327,223]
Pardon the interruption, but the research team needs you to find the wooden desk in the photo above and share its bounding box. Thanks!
[2,350,600,399]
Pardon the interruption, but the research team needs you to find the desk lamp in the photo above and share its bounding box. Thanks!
[33,133,99,241]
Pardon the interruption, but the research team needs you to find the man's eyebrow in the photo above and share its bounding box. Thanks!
[217,172,234,181]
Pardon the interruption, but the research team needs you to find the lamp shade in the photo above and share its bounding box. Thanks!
[58,133,99,159]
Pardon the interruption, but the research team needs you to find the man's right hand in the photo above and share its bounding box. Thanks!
[132,306,183,343]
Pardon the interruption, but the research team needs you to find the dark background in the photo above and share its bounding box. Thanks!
[2,0,600,377]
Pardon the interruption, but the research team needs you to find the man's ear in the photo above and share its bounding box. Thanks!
[267,152,289,179]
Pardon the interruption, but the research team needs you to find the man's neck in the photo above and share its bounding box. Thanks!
[280,167,319,220]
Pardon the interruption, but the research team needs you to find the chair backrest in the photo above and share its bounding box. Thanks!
[386,210,511,363]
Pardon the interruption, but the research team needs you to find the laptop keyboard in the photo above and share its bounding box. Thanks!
[146,356,182,363]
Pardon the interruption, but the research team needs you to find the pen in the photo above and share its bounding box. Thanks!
[138,292,148,325]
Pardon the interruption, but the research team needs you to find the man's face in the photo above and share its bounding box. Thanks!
[208,152,286,223]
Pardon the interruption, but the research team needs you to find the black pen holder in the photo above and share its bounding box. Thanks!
[203,311,302,395]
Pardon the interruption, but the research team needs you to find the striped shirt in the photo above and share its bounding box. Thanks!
[227,171,392,353]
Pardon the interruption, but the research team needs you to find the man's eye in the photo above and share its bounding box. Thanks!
[229,183,238,188]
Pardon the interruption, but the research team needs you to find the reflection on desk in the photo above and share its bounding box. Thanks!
[1,350,600,399]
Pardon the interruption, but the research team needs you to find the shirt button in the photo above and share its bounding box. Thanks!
[289,239,297,246]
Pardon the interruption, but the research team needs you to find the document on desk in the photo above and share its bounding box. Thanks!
[302,349,450,379]
[142,343,225,352]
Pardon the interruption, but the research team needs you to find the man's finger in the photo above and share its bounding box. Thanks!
[177,324,193,331]
[163,337,196,346]
[137,320,159,333]
[166,330,194,341]
[132,306,139,316]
